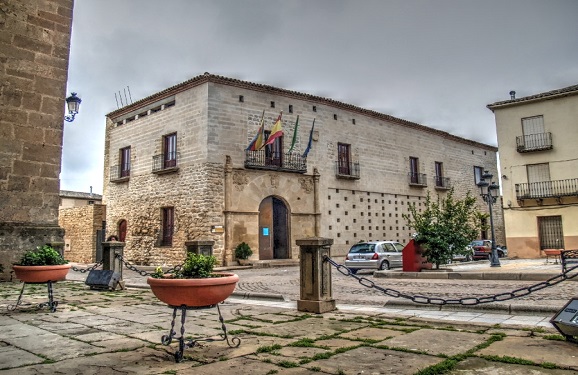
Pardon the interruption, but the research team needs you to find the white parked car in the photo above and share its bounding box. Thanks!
[344,241,404,274]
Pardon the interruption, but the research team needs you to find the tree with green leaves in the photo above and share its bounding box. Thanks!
[403,188,486,269]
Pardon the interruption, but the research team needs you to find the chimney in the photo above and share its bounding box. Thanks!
[509,90,516,100]
[90,186,93,195]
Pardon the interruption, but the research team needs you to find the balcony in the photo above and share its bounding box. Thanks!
[110,165,129,182]
[516,132,553,153]
[244,150,306,173]
[408,172,427,187]
[152,152,179,174]
[516,178,578,201]
[335,161,360,180]
[434,176,451,190]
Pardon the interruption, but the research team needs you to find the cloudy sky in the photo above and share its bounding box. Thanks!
[62,0,578,194]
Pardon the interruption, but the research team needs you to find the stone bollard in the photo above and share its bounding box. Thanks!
[86,241,124,290]
[296,237,336,314]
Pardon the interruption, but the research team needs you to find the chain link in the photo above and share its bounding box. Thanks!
[324,255,578,306]
[115,254,183,276]
[71,260,103,273]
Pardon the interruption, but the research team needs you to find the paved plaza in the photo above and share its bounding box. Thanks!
[1,259,577,374]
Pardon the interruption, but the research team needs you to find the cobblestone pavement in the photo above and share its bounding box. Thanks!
[2,281,578,374]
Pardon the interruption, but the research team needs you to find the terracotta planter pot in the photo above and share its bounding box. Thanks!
[12,264,71,283]
[147,272,239,307]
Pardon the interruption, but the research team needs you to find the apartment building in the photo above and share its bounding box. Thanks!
[488,84,578,258]
[103,73,502,266]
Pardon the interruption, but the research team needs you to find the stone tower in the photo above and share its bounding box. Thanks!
[0,0,74,277]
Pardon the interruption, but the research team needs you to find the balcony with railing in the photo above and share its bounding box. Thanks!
[110,165,130,182]
[244,150,307,173]
[335,161,360,179]
[434,176,451,190]
[516,178,578,201]
[516,132,553,153]
[408,172,427,187]
[152,152,180,174]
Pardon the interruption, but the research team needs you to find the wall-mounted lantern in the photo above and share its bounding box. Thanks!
[64,92,82,122]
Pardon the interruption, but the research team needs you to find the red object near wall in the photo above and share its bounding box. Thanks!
[402,239,432,272]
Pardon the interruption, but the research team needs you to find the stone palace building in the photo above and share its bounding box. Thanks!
[103,73,503,266]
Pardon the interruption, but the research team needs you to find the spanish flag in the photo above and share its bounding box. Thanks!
[264,112,283,146]
[246,110,265,151]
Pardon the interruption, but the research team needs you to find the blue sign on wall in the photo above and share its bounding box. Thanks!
[262,227,269,236]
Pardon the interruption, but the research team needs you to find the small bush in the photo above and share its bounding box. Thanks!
[17,245,67,266]
[235,242,253,260]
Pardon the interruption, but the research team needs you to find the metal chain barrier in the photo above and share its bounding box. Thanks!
[324,255,578,306]
[71,260,103,273]
[115,253,183,276]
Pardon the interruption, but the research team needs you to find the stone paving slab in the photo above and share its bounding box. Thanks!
[1,281,578,374]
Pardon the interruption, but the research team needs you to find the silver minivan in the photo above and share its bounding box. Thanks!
[344,241,404,273]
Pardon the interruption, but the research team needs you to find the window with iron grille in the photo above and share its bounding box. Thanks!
[338,143,351,175]
[164,133,177,169]
[161,207,174,246]
[538,215,564,250]
[120,146,131,177]
[409,157,419,184]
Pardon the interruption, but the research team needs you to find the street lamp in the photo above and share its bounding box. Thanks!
[64,92,82,122]
[477,170,501,267]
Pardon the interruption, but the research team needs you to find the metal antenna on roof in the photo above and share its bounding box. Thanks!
[114,93,120,109]
[123,88,128,106]
[127,86,133,104]
[118,90,124,106]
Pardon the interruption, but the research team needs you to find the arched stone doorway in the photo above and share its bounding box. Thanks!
[118,220,127,242]
[258,196,290,260]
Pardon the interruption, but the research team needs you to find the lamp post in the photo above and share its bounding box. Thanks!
[64,92,81,122]
[477,170,501,267]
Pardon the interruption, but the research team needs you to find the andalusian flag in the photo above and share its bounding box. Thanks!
[264,112,283,146]
[288,115,299,153]
[302,119,315,158]
[246,110,265,151]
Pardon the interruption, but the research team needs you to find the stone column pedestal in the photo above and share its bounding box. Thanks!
[102,241,125,279]
[296,237,336,314]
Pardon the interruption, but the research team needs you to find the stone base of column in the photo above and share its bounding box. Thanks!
[297,299,336,314]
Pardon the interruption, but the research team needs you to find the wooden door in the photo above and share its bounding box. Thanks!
[259,196,290,260]
[259,197,274,260]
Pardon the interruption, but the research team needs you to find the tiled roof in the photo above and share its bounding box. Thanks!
[487,83,578,110]
[60,190,102,200]
[107,72,497,151]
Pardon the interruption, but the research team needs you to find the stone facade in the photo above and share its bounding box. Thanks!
[0,0,74,277]
[58,203,105,263]
[488,85,578,258]
[104,74,503,266]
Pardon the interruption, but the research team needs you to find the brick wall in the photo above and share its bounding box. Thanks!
[59,204,105,263]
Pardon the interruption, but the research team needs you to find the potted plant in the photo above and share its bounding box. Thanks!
[147,253,239,307]
[12,245,71,283]
[234,242,253,265]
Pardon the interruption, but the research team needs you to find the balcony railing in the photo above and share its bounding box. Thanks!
[516,132,553,153]
[434,176,451,190]
[110,165,130,182]
[516,178,578,200]
[335,161,360,179]
[152,152,180,174]
[408,172,427,187]
[244,150,306,173]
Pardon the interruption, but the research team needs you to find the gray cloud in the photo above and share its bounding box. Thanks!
[61,0,578,194]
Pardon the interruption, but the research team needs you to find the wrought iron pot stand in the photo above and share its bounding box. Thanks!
[8,281,59,313]
[161,303,240,362]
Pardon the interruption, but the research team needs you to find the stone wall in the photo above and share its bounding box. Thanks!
[0,0,74,278]
[58,204,105,263]
[103,75,504,265]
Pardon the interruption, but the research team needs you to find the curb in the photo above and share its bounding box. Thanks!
[383,299,560,315]
[373,271,573,281]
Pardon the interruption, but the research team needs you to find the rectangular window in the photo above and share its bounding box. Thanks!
[164,133,177,168]
[162,207,174,246]
[120,146,131,177]
[474,166,483,185]
[264,130,283,167]
[527,163,551,196]
[409,157,419,184]
[338,143,351,175]
[538,216,564,250]
[435,161,443,187]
